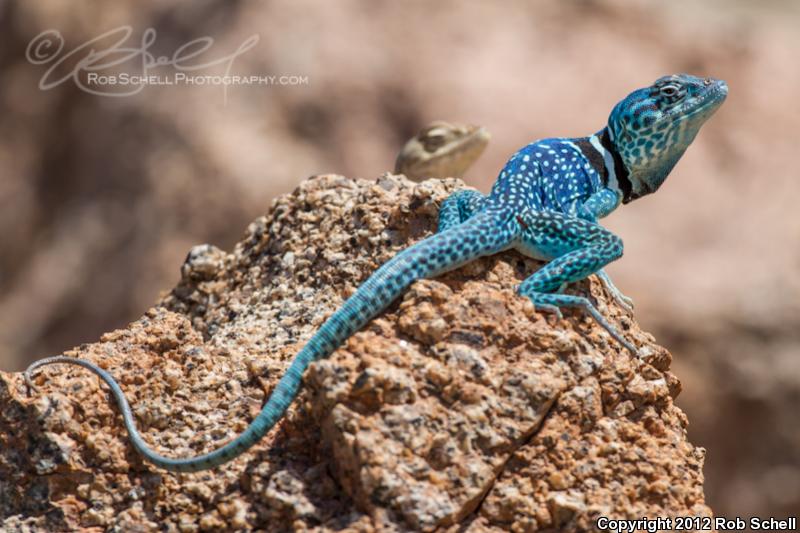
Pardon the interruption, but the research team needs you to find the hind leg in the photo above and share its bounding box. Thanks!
[515,209,635,353]
[437,189,485,232]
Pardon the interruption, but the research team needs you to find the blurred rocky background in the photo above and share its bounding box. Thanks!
[0,0,797,522]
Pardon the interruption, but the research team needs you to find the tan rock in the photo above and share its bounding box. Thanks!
[0,175,710,531]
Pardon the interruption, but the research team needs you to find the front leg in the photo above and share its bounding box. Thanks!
[515,209,635,354]
[576,187,621,221]
[572,188,634,312]
[437,189,485,232]
[596,269,634,313]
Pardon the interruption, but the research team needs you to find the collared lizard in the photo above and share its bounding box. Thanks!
[25,74,727,472]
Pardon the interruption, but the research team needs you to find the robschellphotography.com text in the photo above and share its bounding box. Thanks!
[596,515,797,532]
[24,26,312,103]
[85,73,309,87]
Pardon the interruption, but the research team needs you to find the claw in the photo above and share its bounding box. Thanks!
[536,303,563,320]
[596,270,634,314]
[582,303,637,355]
[613,293,635,314]
[523,291,637,355]
[585,296,636,352]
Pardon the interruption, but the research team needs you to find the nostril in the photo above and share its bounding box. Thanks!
[704,78,713,85]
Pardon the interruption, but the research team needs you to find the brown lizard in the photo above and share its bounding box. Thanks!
[394,121,490,181]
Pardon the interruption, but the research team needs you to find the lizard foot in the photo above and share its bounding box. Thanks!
[596,270,634,314]
[526,292,637,355]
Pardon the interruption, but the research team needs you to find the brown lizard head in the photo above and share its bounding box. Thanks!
[394,121,490,181]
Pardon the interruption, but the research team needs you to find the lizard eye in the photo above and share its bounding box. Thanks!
[422,130,447,151]
[659,85,680,97]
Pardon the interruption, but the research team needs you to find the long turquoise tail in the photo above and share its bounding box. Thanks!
[25,210,517,472]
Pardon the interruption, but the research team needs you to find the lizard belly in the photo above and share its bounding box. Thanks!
[513,236,555,261]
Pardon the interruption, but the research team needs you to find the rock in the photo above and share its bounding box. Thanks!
[0,175,711,531]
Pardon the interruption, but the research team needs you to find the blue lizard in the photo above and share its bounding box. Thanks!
[25,74,727,472]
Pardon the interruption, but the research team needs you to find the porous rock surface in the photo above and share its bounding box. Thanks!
[0,175,710,531]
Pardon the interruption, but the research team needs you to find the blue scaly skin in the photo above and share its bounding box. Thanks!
[25,74,727,472]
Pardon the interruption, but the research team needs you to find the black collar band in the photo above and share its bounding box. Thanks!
[574,129,633,203]
[574,136,606,178]
[598,128,633,203]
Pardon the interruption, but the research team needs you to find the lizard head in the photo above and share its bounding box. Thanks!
[607,74,727,202]
[395,121,490,181]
